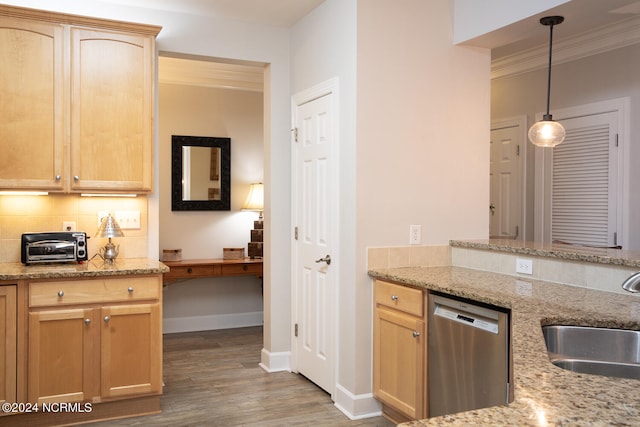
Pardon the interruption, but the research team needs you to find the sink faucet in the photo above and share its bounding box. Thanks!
[622,272,640,293]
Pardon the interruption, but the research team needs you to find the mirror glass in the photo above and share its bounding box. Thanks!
[172,135,231,210]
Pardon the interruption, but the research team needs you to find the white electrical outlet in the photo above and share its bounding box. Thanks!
[62,221,76,232]
[409,225,421,245]
[516,258,533,275]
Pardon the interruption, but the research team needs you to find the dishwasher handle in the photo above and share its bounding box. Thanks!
[433,300,500,334]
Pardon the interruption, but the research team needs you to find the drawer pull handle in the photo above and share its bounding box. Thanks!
[128,287,134,293]
[57,291,64,297]
[412,331,420,338]
[85,318,91,325]
[187,268,193,274]
[242,265,248,271]
[390,295,399,301]
[104,316,110,323]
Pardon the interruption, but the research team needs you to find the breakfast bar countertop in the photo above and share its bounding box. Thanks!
[369,265,640,426]
[0,257,169,281]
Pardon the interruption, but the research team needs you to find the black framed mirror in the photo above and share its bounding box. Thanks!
[171,135,231,211]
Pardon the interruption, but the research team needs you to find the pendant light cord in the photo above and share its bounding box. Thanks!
[545,22,555,117]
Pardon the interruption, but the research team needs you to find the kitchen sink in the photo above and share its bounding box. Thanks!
[542,325,640,379]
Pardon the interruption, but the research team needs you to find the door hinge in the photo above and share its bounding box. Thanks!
[516,145,520,156]
[292,127,298,142]
[614,232,618,246]
[294,323,298,337]
[615,133,619,147]
[294,226,298,240]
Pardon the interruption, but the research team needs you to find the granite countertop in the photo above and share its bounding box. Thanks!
[369,265,640,426]
[451,239,640,268]
[0,258,169,281]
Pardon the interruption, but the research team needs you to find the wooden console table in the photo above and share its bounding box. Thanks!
[162,258,263,284]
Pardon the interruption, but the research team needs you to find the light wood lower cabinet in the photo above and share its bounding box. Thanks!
[27,276,162,404]
[0,285,17,405]
[373,280,427,423]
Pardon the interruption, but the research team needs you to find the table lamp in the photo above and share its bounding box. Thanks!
[96,213,124,263]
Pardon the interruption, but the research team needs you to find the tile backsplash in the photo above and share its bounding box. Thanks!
[0,194,148,263]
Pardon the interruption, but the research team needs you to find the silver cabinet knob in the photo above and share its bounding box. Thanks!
[74,175,80,181]
[391,295,399,301]
[104,316,110,323]
[128,287,134,293]
[55,175,61,181]
[413,331,420,338]
[57,290,64,297]
[85,318,91,325]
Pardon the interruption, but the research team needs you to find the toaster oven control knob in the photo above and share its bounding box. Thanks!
[57,290,64,297]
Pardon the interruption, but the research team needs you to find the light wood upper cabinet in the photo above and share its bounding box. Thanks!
[0,17,65,191]
[70,28,154,193]
[0,5,160,194]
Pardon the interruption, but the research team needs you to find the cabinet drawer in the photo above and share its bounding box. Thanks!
[164,265,215,280]
[29,276,160,307]
[375,280,423,317]
[219,263,262,276]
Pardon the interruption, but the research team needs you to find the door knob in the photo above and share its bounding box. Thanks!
[315,255,331,265]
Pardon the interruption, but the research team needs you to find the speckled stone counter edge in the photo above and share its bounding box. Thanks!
[451,239,640,268]
[0,258,169,281]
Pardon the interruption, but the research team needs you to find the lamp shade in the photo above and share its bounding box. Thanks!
[96,213,124,238]
[242,183,264,212]
[528,117,566,147]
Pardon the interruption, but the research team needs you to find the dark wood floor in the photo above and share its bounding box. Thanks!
[93,327,395,426]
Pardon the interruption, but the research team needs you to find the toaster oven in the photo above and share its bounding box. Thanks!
[21,232,88,265]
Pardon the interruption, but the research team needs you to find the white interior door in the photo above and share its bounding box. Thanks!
[490,118,524,240]
[291,81,337,395]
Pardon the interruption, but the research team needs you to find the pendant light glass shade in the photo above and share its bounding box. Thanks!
[528,16,566,148]
[528,115,566,147]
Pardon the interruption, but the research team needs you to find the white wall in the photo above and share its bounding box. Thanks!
[159,83,264,333]
[291,0,491,417]
[492,44,640,250]
[356,0,490,398]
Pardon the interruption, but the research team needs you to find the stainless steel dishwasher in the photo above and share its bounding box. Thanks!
[428,292,510,417]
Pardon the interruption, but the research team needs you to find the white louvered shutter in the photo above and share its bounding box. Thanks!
[551,112,618,247]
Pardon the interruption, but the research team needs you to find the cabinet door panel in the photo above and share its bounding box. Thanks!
[28,308,94,403]
[0,286,16,405]
[70,28,153,192]
[101,303,161,398]
[0,18,64,190]
[373,306,425,419]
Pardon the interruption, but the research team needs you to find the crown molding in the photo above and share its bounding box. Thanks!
[491,16,640,79]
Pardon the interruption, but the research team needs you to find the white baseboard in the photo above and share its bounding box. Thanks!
[333,383,382,420]
[163,311,263,334]
[259,348,291,373]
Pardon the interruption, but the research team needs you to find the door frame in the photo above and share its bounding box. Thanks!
[490,115,527,242]
[290,77,340,395]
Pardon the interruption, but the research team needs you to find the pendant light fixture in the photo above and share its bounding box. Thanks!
[528,16,565,147]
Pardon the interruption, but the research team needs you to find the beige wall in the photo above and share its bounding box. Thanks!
[158,83,264,332]
[0,194,148,263]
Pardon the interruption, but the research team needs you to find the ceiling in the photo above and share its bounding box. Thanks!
[99,0,325,27]
[142,0,640,90]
